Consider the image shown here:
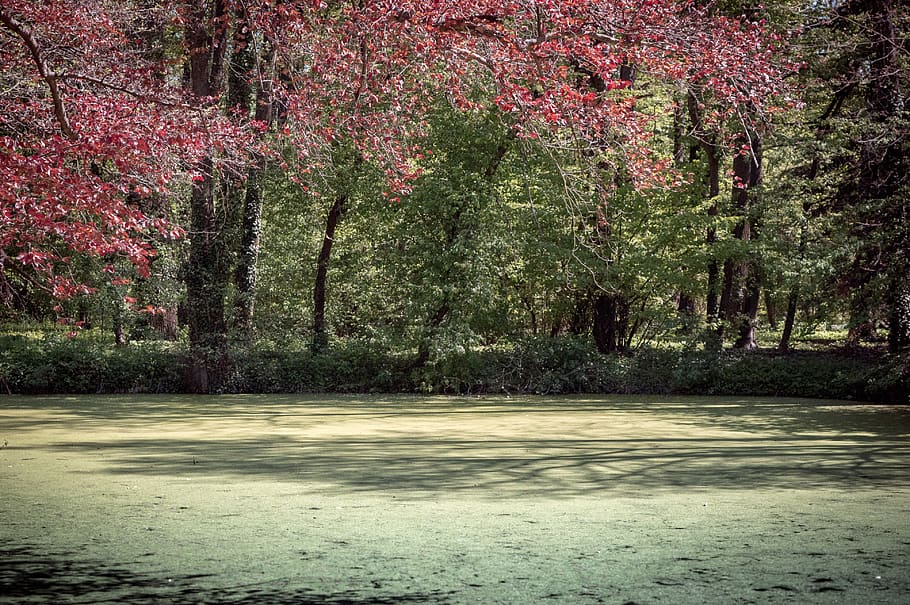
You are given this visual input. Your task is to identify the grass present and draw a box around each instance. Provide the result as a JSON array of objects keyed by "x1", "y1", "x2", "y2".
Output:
[{"x1": 2, "y1": 394, "x2": 909, "y2": 604}]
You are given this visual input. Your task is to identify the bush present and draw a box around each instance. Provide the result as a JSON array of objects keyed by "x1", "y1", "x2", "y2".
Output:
[
  {"x1": 0, "y1": 332, "x2": 901, "y2": 402},
  {"x1": 625, "y1": 348, "x2": 678, "y2": 394},
  {"x1": 224, "y1": 342, "x2": 411, "y2": 394},
  {"x1": 863, "y1": 352, "x2": 910, "y2": 404},
  {"x1": 413, "y1": 338, "x2": 629, "y2": 395},
  {"x1": 0, "y1": 336, "x2": 185, "y2": 394}
]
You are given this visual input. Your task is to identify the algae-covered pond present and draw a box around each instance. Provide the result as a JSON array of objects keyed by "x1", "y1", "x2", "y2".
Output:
[{"x1": 2, "y1": 395, "x2": 909, "y2": 603}]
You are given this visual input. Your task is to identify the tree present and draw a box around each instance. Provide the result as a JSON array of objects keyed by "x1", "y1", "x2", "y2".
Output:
[
  {"x1": 769, "y1": 0, "x2": 909, "y2": 352},
  {"x1": 839, "y1": 0, "x2": 909, "y2": 353},
  {"x1": 2, "y1": 1, "x2": 790, "y2": 388},
  {"x1": 0, "y1": 1, "x2": 191, "y2": 303}
]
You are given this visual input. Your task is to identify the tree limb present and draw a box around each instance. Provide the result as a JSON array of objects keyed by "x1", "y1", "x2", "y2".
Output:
[{"x1": 0, "y1": 7, "x2": 76, "y2": 141}]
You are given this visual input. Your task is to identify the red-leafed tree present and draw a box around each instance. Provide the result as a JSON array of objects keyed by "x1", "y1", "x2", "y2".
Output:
[
  {"x1": 1, "y1": 0, "x2": 789, "y2": 390},
  {"x1": 0, "y1": 1, "x2": 204, "y2": 302}
]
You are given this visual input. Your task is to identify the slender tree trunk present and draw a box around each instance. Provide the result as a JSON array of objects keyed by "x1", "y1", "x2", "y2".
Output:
[
  {"x1": 688, "y1": 93, "x2": 723, "y2": 350},
  {"x1": 673, "y1": 95, "x2": 697, "y2": 331},
  {"x1": 778, "y1": 287, "x2": 799, "y2": 354},
  {"x1": 734, "y1": 276, "x2": 761, "y2": 350},
  {"x1": 230, "y1": 24, "x2": 275, "y2": 338},
  {"x1": 705, "y1": 148, "x2": 722, "y2": 349},
  {"x1": 312, "y1": 194, "x2": 348, "y2": 353},
  {"x1": 233, "y1": 161, "x2": 265, "y2": 335},
  {"x1": 232, "y1": 44, "x2": 275, "y2": 335},
  {"x1": 778, "y1": 209, "x2": 811, "y2": 354},
  {"x1": 723, "y1": 131, "x2": 764, "y2": 350},
  {"x1": 764, "y1": 290, "x2": 778, "y2": 330}
]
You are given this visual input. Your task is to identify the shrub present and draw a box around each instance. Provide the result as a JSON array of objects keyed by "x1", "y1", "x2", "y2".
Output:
[
  {"x1": 223, "y1": 342, "x2": 412, "y2": 394},
  {"x1": 0, "y1": 337, "x2": 185, "y2": 394},
  {"x1": 0, "y1": 332, "x2": 901, "y2": 402},
  {"x1": 707, "y1": 351, "x2": 875, "y2": 400},
  {"x1": 413, "y1": 338, "x2": 628, "y2": 395},
  {"x1": 863, "y1": 352, "x2": 910, "y2": 404}
]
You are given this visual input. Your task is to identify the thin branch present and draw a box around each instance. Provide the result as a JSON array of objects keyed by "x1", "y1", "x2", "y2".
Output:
[
  {"x1": 55, "y1": 73, "x2": 197, "y2": 110},
  {"x1": 0, "y1": 7, "x2": 75, "y2": 140}
]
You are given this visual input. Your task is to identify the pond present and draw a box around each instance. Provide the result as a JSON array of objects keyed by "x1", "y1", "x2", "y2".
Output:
[{"x1": 2, "y1": 395, "x2": 909, "y2": 603}]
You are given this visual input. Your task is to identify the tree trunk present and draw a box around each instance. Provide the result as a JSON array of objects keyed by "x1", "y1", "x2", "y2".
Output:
[
  {"x1": 230, "y1": 27, "x2": 274, "y2": 339},
  {"x1": 593, "y1": 293, "x2": 629, "y2": 354},
  {"x1": 864, "y1": 0, "x2": 907, "y2": 353},
  {"x1": 592, "y1": 294, "x2": 617, "y2": 353},
  {"x1": 734, "y1": 277, "x2": 761, "y2": 350},
  {"x1": 764, "y1": 290, "x2": 778, "y2": 330},
  {"x1": 677, "y1": 293, "x2": 696, "y2": 315},
  {"x1": 673, "y1": 96, "x2": 697, "y2": 332},
  {"x1": 312, "y1": 194, "x2": 347, "y2": 353},
  {"x1": 233, "y1": 161, "x2": 265, "y2": 336},
  {"x1": 866, "y1": 0, "x2": 901, "y2": 118},
  {"x1": 183, "y1": 0, "x2": 231, "y2": 393},
  {"x1": 778, "y1": 287, "x2": 799, "y2": 354},
  {"x1": 228, "y1": 7, "x2": 260, "y2": 336},
  {"x1": 676, "y1": 292, "x2": 697, "y2": 335},
  {"x1": 779, "y1": 148, "x2": 818, "y2": 353},
  {"x1": 688, "y1": 93, "x2": 723, "y2": 351},
  {"x1": 414, "y1": 300, "x2": 451, "y2": 369},
  {"x1": 705, "y1": 150, "x2": 722, "y2": 350},
  {"x1": 723, "y1": 131, "x2": 764, "y2": 350},
  {"x1": 186, "y1": 157, "x2": 229, "y2": 393}
]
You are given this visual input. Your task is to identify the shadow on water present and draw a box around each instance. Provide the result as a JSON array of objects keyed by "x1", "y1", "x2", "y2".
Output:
[
  {"x1": 0, "y1": 546, "x2": 454, "y2": 604},
  {"x1": 27, "y1": 432, "x2": 910, "y2": 497},
  {"x1": 1, "y1": 394, "x2": 908, "y2": 436},
  {"x1": 3, "y1": 395, "x2": 910, "y2": 496}
]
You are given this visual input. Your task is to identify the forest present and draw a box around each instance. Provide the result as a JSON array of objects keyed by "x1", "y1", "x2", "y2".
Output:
[{"x1": 0, "y1": 0, "x2": 907, "y2": 400}]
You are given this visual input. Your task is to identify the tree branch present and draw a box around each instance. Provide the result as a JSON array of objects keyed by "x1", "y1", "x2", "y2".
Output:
[
  {"x1": 56, "y1": 73, "x2": 197, "y2": 110},
  {"x1": 0, "y1": 7, "x2": 76, "y2": 141}
]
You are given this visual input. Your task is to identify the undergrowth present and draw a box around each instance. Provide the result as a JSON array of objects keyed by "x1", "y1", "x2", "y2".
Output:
[{"x1": 1, "y1": 334, "x2": 905, "y2": 402}]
